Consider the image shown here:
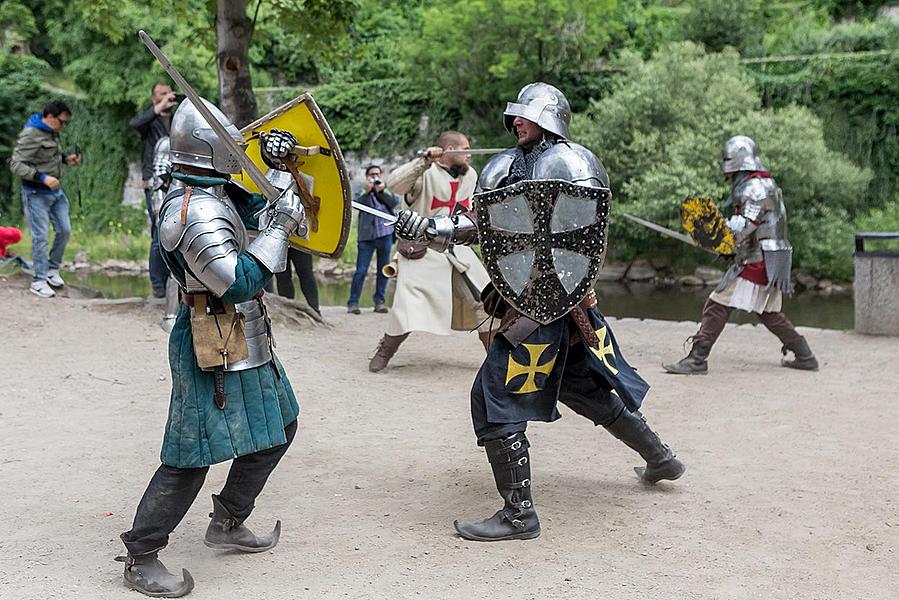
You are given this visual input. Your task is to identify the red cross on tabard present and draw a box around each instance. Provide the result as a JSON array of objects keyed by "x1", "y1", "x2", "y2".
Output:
[{"x1": 430, "y1": 179, "x2": 470, "y2": 214}]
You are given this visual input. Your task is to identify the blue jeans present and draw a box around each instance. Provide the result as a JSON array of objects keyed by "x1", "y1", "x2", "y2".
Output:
[
  {"x1": 146, "y1": 189, "x2": 169, "y2": 296},
  {"x1": 348, "y1": 235, "x2": 393, "y2": 305},
  {"x1": 22, "y1": 187, "x2": 71, "y2": 283}
]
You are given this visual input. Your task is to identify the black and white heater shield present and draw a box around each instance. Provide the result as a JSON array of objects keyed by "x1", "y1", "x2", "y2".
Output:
[{"x1": 474, "y1": 179, "x2": 611, "y2": 324}]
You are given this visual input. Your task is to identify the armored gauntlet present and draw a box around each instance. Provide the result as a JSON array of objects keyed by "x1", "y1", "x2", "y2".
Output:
[
  {"x1": 395, "y1": 210, "x2": 478, "y2": 253},
  {"x1": 260, "y1": 129, "x2": 298, "y2": 170}
]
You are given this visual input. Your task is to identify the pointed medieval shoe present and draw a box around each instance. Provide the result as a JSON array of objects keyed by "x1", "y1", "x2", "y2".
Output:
[
  {"x1": 454, "y1": 433, "x2": 541, "y2": 542},
  {"x1": 663, "y1": 340, "x2": 710, "y2": 375},
  {"x1": 122, "y1": 551, "x2": 194, "y2": 598},
  {"x1": 203, "y1": 494, "x2": 281, "y2": 553},
  {"x1": 368, "y1": 333, "x2": 409, "y2": 373},
  {"x1": 781, "y1": 336, "x2": 818, "y2": 371},
  {"x1": 605, "y1": 410, "x2": 686, "y2": 485}
]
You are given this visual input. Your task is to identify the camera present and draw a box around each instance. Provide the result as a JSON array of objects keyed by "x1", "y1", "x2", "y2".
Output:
[
  {"x1": 371, "y1": 177, "x2": 383, "y2": 187},
  {"x1": 174, "y1": 93, "x2": 186, "y2": 103}
]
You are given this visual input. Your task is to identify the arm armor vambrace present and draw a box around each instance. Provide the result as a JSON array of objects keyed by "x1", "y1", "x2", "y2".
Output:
[
  {"x1": 246, "y1": 169, "x2": 306, "y2": 273},
  {"x1": 426, "y1": 213, "x2": 479, "y2": 253},
  {"x1": 247, "y1": 226, "x2": 291, "y2": 274}
]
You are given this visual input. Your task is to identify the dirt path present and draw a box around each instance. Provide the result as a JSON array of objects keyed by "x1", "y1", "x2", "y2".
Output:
[{"x1": 1, "y1": 277, "x2": 898, "y2": 600}]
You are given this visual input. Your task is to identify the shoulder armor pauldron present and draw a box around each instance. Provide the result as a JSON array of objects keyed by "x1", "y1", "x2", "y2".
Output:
[
  {"x1": 158, "y1": 187, "x2": 247, "y2": 296},
  {"x1": 477, "y1": 149, "x2": 517, "y2": 192},
  {"x1": 532, "y1": 142, "x2": 609, "y2": 188}
]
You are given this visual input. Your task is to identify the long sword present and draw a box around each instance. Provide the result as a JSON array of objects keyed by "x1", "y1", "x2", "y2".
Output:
[
  {"x1": 415, "y1": 148, "x2": 506, "y2": 158},
  {"x1": 352, "y1": 201, "x2": 397, "y2": 223},
  {"x1": 138, "y1": 30, "x2": 279, "y2": 202},
  {"x1": 619, "y1": 211, "x2": 716, "y2": 254}
]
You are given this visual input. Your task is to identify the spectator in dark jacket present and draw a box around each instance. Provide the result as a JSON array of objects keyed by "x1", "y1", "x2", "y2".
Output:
[
  {"x1": 347, "y1": 165, "x2": 399, "y2": 314},
  {"x1": 130, "y1": 83, "x2": 177, "y2": 298}
]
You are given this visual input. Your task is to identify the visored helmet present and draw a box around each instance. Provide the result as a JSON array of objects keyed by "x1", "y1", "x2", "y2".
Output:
[
  {"x1": 721, "y1": 135, "x2": 767, "y2": 173},
  {"x1": 503, "y1": 82, "x2": 571, "y2": 140},
  {"x1": 170, "y1": 97, "x2": 245, "y2": 174}
]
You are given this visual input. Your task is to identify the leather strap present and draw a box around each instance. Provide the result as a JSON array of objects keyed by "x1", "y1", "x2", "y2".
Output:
[
  {"x1": 213, "y1": 367, "x2": 226, "y2": 409},
  {"x1": 570, "y1": 305, "x2": 599, "y2": 349},
  {"x1": 180, "y1": 186, "x2": 193, "y2": 225}
]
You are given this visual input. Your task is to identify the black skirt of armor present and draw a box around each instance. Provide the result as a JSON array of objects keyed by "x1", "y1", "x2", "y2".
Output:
[{"x1": 470, "y1": 308, "x2": 649, "y2": 443}]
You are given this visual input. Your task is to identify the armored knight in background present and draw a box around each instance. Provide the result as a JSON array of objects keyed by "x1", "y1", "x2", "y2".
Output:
[
  {"x1": 664, "y1": 136, "x2": 818, "y2": 374},
  {"x1": 395, "y1": 83, "x2": 685, "y2": 542},
  {"x1": 119, "y1": 98, "x2": 306, "y2": 598},
  {"x1": 148, "y1": 136, "x2": 181, "y2": 332}
]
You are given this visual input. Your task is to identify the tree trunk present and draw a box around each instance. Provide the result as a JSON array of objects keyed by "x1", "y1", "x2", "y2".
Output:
[{"x1": 216, "y1": 0, "x2": 257, "y2": 127}]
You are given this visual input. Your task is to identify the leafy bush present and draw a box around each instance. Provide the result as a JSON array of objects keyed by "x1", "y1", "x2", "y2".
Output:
[{"x1": 572, "y1": 42, "x2": 872, "y2": 279}]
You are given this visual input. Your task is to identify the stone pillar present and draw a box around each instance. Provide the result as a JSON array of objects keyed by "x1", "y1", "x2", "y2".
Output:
[{"x1": 854, "y1": 233, "x2": 899, "y2": 336}]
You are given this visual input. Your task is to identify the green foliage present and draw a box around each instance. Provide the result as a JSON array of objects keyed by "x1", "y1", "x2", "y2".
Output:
[
  {"x1": 751, "y1": 18, "x2": 899, "y2": 211},
  {"x1": 573, "y1": 42, "x2": 872, "y2": 279},
  {"x1": 409, "y1": 0, "x2": 620, "y2": 117},
  {"x1": 256, "y1": 78, "x2": 458, "y2": 154},
  {"x1": 62, "y1": 97, "x2": 146, "y2": 233},
  {"x1": 677, "y1": 0, "x2": 765, "y2": 54},
  {"x1": 0, "y1": 0, "x2": 38, "y2": 39},
  {"x1": 43, "y1": 0, "x2": 218, "y2": 109}
]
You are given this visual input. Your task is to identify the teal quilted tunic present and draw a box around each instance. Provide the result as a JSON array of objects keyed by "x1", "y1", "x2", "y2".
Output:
[{"x1": 158, "y1": 177, "x2": 300, "y2": 468}]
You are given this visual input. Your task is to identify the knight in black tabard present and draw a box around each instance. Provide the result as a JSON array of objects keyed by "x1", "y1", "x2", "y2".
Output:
[{"x1": 394, "y1": 82, "x2": 685, "y2": 541}]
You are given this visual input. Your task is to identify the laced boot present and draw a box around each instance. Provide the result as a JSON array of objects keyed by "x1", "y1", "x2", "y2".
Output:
[
  {"x1": 605, "y1": 410, "x2": 685, "y2": 484},
  {"x1": 203, "y1": 494, "x2": 281, "y2": 552},
  {"x1": 454, "y1": 432, "x2": 540, "y2": 542},
  {"x1": 663, "y1": 339, "x2": 711, "y2": 375},
  {"x1": 781, "y1": 336, "x2": 818, "y2": 371},
  {"x1": 368, "y1": 333, "x2": 409, "y2": 372},
  {"x1": 122, "y1": 551, "x2": 194, "y2": 598}
]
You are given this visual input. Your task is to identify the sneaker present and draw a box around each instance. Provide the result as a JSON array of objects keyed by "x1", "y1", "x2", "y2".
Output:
[
  {"x1": 30, "y1": 280, "x2": 56, "y2": 298},
  {"x1": 373, "y1": 302, "x2": 389, "y2": 314},
  {"x1": 347, "y1": 304, "x2": 361, "y2": 315},
  {"x1": 47, "y1": 270, "x2": 65, "y2": 288}
]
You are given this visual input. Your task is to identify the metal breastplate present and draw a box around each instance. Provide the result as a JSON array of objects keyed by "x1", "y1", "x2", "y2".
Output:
[
  {"x1": 732, "y1": 177, "x2": 790, "y2": 264},
  {"x1": 161, "y1": 187, "x2": 273, "y2": 372}
]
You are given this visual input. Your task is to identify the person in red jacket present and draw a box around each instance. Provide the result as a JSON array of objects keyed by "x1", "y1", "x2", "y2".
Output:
[{"x1": 0, "y1": 226, "x2": 23, "y2": 258}]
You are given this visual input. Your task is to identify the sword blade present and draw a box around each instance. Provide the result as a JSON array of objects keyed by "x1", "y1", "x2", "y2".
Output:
[
  {"x1": 619, "y1": 211, "x2": 715, "y2": 254},
  {"x1": 352, "y1": 201, "x2": 397, "y2": 224},
  {"x1": 416, "y1": 148, "x2": 506, "y2": 158},
  {"x1": 138, "y1": 31, "x2": 278, "y2": 201},
  {"x1": 442, "y1": 148, "x2": 506, "y2": 155}
]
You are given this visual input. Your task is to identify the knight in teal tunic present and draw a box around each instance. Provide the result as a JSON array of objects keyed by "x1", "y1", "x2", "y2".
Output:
[{"x1": 119, "y1": 98, "x2": 307, "y2": 598}]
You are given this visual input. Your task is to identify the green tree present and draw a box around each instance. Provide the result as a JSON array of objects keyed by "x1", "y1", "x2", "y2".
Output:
[
  {"x1": 409, "y1": 0, "x2": 620, "y2": 121},
  {"x1": 677, "y1": 0, "x2": 765, "y2": 54}
]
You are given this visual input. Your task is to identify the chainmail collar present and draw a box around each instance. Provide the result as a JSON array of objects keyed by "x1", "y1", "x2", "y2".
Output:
[{"x1": 507, "y1": 139, "x2": 553, "y2": 185}]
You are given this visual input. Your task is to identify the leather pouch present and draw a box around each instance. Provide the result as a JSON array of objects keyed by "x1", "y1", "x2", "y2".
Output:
[
  {"x1": 191, "y1": 294, "x2": 249, "y2": 369},
  {"x1": 397, "y1": 239, "x2": 428, "y2": 260}
]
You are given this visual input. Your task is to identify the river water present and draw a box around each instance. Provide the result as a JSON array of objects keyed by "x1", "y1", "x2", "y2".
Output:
[{"x1": 62, "y1": 270, "x2": 854, "y2": 331}]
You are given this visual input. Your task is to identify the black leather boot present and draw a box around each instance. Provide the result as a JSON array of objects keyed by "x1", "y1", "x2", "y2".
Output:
[
  {"x1": 122, "y1": 551, "x2": 194, "y2": 598},
  {"x1": 203, "y1": 494, "x2": 281, "y2": 552},
  {"x1": 663, "y1": 339, "x2": 711, "y2": 375},
  {"x1": 781, "y1": 336, "x2": 818, "y2": 371},
  {"x1": 605, "y1": 410, "x2": 686, "y2": 484},
  {"x1": 454, "y1": 432, "x2": 540, "y2": 542}
]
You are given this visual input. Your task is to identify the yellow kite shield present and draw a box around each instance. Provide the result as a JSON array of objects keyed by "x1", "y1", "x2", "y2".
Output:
[
  {"x1": 235, "y1": 94, "x2": 351, "y2": 258},
  {"x1": 680, "y1": 196, "x2": 735, "y2": 256}
]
